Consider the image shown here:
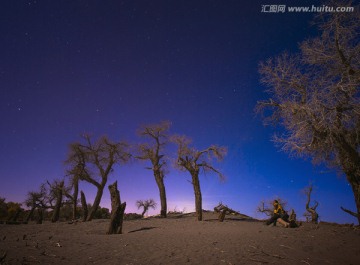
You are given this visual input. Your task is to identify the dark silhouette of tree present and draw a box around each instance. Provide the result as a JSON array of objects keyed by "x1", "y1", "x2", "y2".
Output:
[
  {"x1": 256, "y1": 2, "x2": 360, "y2": 223},
  {"x1": 303, "y1": 184, "x2": 319, "y2": 224},
  {"x1": 172, "y1": 135, "x2": 227, "y2": 221},
  {"x1": 80, "y1": 191, "x2": 88, "y2": 222},
  {"x1": 24, "y1": 180, "x2": 64, "y2": 223},
  {"x1": 0, "y1": 197, "x2": 6, "y2": 219},
  {"x1": 136, "y1": 199, "x2": 157, "y2": 217},
  {"x1": 47, "y1": 179, "x2": 65, "y2": 223},
  {"x1": 0, "y1": 199, "x2": 23, "y2": 222},
  {"x1": 66, "y1": 135, "x2": 131, "y2": 221},
  {"x1": 136, "y1": 121, "x2": 170, "y2": 218},
  {"x1": 25, "y1": 183, "x2": 48, "y2": 223},
  {"x1": 65, "y1": 144, "x2": 87, "y2": 220}
]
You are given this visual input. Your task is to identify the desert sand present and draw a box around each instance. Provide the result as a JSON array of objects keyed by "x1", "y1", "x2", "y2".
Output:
[{"x1": 1, "y1": 212, "x2": 359, "y2": 265}]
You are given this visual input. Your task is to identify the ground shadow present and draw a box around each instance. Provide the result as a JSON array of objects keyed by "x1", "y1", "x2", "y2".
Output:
[{"x1": 128, "y1": 227, "x2": 158, "y2": 233}]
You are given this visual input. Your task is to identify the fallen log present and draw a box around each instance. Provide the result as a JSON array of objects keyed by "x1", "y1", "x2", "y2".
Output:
[{"x1": 214, "y1": 202, "x2": 240, "y2": 222}]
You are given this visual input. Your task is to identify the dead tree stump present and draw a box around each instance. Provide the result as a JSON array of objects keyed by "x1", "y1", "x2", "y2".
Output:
[
  {"x1": 214, "y1": 202, "x2": 240, "y2": 222},
  {"x1": 289, "y1": 209, "x2": 296, "y2": 222},
  {"x1": 218, "y1": 211, "x2": 226, "y2": 222},
  {"x1": 107, "y1": 181, "x2": 126, "y2": 234},
  {"x1": 304, "y1": 184, "x2": 319, "y2": 224},
  {"x1": 289, "y1": 209, "x2": 299, "y2": 228},
  {"x1": 80, "y1": 191, "x2": 88, "y2": 222}
]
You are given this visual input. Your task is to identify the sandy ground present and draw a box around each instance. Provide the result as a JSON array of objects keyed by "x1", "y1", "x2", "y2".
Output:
[{"x1": 0, "y1": 212, "x2": 359, "y2": 265}]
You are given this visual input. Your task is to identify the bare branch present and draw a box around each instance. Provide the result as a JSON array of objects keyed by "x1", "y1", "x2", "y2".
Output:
[{"x1": 340, "y1": 206, "x2": 359, "y2": 218}]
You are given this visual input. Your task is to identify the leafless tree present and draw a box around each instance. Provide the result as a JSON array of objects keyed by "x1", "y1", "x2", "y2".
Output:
[
  {"x1": 25, "y1": 183, "x2": 49, "y2": 223},
  {"x1": 24, "y1": 180, "x2": 65, "y2": 223},
  {"x1": 256, "y1": 1, "x2": 360, "y2": 223},
  {"x1": 47, "y1": 179, "x2": 65, "y2": 223},
  {"x1": 136, "y1": 121, "x2": 170, "y2": 218},
  {"x1": 257, "y1": 198, "x2": 288, "y2": 217},
  {"x1": 65, "y1": 145, "x2": 87, "y2": 220},
  {"x1": 136, "y1": 199, "x2": 157, "y2": 217},
  {"x1": 257, "y1": 200, "x2": 273, "y2": 217},
  {"x1": 172, "y1": 135, "x2": 227, "y2": 221},
  {"x1": 303, "y1": 184, "x2": 319, "y2": 224},
  {"x1": 66, "y1": 135, "x2": 131, "y2": 221}
]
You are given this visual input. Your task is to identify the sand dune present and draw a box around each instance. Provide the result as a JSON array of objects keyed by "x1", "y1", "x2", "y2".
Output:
[{"x1": 1, "y1": 212, "x2": 359, "y2": 264}]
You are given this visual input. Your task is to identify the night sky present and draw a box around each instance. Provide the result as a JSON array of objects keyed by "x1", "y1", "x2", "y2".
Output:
[{"x1": 0, "y1": 0, "x2": 356, "y2": 223}]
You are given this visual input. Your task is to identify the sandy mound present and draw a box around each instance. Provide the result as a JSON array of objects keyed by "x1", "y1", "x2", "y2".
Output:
[{"x1": 1, "y1": 212, "x2": 359, "y2": 264}]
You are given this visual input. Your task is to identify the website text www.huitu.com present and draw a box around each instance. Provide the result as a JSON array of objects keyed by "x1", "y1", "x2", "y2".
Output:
[{"x1": 261, "y1": 5, "x2": 355, "y2": 13}]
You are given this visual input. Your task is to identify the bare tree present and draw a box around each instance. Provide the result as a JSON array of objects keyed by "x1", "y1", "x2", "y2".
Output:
[
  {"x1": 303, "y1": 184, "x2": 319, "y2": 224},
  {"x1": 136, "y1": 121, "x2": 170, "y2": 218},
  {"x1": 66, "y1": 135, "x2": 131, "y2": 221},
  {"x1": 173, "y1": 135, "x2": 227, "y2": 221},
  {"x1": 256, "y1": 2, "x2": 360, "y2": 223},
  {"x1": 136, "y1": 199, "x2": 157, "y2": 217},
  {"x1": 257, "y1": 198, "x2": 288, "y2": 217},
  {"x1": 64, "y1": 145, "x2": 86, "y2": 220},
  {"x1": 257, "y1": 200, "x2": 273, "y2": 217},
  {"x1": 25, "y1": 183, "x2": 49, "y2": 223},
  {"x1": 47, "y1": 179, "x2": 65, "y2": 223}
]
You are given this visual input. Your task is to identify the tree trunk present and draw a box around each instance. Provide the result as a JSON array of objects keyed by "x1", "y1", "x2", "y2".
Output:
[
  {"x1": 87, "y1": 185, "x2": 105, "y2": 221},
  {"x1": 155, "y1": 172, "x2": 167, "y2": 218},
  {"x1": 36, "y1": 208, "x2": 43, "y2": 224},
  {"x1": 141, "y1": 208, "x2": 146, "y2": 218},
  {"x1": 51, "y1": 181, "x2": 64, "y2": 223},
  {"x1": 336, "y1": 135, "x2": 360, "y2": 224},
  {"x1": 304, "y1": 184, "x2": 318, "y2": 224},
  {"x1": 107, "y1": 181, "x2": 126, "y2": 234},
  {"x1": 218, "y1": 211, "x2": 226, "y2": 222},
  {"x1": 26, "y1": 206, "x2": 35, "y2": 222},
  {"x1": 80, "y1": 191, "x2": 88, "y2": 222},
  {"x1": 72, "y1": 181, "x2": 79, "y2": 220},
  {"x1": 10, "y1": 209, "x2": 21, "y2": 222},
  {"x1": 192, "y1": 172, "x2": 202, "y2": 221},
  {"x1": 349, "y1": 181, "x2": 360, "y2": 224},
  {"x1": 306, "y1": 208, "x2": 319, "y2": 224}
]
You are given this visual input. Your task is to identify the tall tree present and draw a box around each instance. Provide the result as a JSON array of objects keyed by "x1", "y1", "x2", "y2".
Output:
[
  {"x1": 136, "y1": 121, "x2": 170, "y2": 217},
  {"x1": 65, "y1": 145, "x2": 87, "y2": 220},
  {"x1": 256, "y1": 3, "x2": 360, "y2": 223},
  {"x1": 173, "y1": 135, "x2": 227, "y2": 221},
  {"x1": 66, "y1": 135, "x2": 130, "y2": 221}
]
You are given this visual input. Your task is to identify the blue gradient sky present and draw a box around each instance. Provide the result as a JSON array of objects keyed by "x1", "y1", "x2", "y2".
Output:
[{"x1": 0, "y1": 0, "x2": 356, "y2": 223}]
